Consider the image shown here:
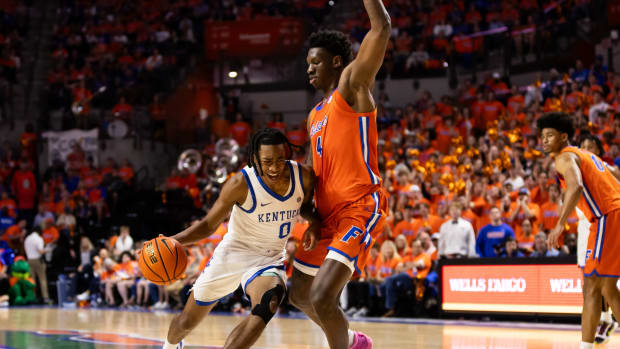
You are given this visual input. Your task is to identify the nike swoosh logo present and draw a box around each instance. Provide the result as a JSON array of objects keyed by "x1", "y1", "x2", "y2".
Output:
[{"x1": 261, "y1": 202, "x2": 272, "y2": 207}]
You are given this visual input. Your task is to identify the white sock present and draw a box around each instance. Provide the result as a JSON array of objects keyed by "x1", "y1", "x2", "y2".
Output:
[
  {"x1": 163, "y1": 340, "x2": 177, "y2": 349},
  {"x1": 348, "y1": 329, "x2": 355, "y2": 347},
  {"x1": 580, "y1": 342, "x2": 593, "y2": 349},
  {"x1": 603, "y1": 308, "x2": 614, "y2": 323}
]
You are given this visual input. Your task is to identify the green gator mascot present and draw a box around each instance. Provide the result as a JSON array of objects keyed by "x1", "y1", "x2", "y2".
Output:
[{"x1": 9, "y1": 260, "x2": 37, "y2": 306}]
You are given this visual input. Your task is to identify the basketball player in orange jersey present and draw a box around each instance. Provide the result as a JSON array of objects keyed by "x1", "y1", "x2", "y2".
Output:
[
  {"x1": 288, "y1": 1, "x2": 391, "y2": 348},
  {"x1": 539, "y1": 113, "x2": 620, "y2": 349},
  {"x1": 579, "y1": 134, "x2": 620, "y2": 344}
]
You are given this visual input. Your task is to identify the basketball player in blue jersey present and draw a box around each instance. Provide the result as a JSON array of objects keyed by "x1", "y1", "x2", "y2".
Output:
[{"x1": 161, "y1": 129, "x2": 316, "y2": 349}]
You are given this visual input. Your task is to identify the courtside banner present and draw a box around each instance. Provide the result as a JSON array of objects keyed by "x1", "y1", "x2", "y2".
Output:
[
  {"x1": 42, "y1": 129, "x2": 99, "y2": 166},
  {"x1": 441, "y1": 259, "x2": 583, "y2": 314},
  {"x1": 204, "y1": 18, "x2": 304, "y2": 59}
]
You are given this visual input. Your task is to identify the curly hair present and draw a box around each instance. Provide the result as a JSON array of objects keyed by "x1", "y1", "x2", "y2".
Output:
[
  {"x1": 308, "y1": 30, "x2": 353, "y2": 67},
  {"x1": 578, "y1": 132, "x2": 604, "y2": 156},
  {"x1": 247, "y1": 128, "x2": 302, "y2": 176},
  {"x1": 536, "y1": 112, "x2": 575, "y2": 139}
]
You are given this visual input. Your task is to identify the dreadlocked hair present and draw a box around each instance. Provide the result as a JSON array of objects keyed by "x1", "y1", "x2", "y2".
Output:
[
  {"x1": 247, "y1": 128, "x2": 303, "y2": 176},
  {"x1": 308, "y1": 30, "x2": 353, "y2": 67},
  {"x1": 536, "y1": 112, "x2": 575, "y2": 139}
]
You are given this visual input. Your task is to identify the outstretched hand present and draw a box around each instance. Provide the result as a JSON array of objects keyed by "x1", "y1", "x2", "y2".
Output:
[{"x1": 302, "y1": 224, "x2": 320, "y2": 251}]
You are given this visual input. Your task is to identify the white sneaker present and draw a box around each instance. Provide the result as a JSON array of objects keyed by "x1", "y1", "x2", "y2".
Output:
[
  {"x1": 352, "y1": 307, "x2": 368, "y2": 318},
  {"x1": 153, "y1": 301, "x2": 163, "y2": 309},
  {"x1": 160, "y1": 302, "x2": 169, "y2": 309},
  {"x1": 345, "y1": 307, "x2": 359, "y2": 316},
  {"x1": 162, "y1": 339, "x2": 184, "y2": 349},
  {"x1": 76, "y1": 291, "x2": 90, "y2": 301}
]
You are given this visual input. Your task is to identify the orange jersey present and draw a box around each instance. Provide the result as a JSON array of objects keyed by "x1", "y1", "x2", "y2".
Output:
[
  {"x1": 400, "y1": 252, "x2": 432, "y2": 279},
  {"x1": 42, "y1": 226, "x2": 59, "y2": 245},
  {"x1": 308, "y1": 90, "x2": 382, "y2": 221},
  {"x1": 378, "y1": 255, "x2": 401, "y2": 278},
  {"x1": 540, "y1": 201, "x2": 559, "y2": 231},
  {"x1": 559, "y1": 147, "x2": 620, "y2": 221},
  {"x1": 365, "y1": 253, "x2": 380, "y2": 278}
]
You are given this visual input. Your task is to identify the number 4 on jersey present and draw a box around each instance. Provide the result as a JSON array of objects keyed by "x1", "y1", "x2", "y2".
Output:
[{"x1": 316, "y1": 136, "x2": 323, "y2": 157}]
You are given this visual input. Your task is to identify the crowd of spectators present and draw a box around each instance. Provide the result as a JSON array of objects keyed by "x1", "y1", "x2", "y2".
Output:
[
  {"x1": 341, "y1": 57, "x2": 619, "y2": 317},
  {"x1": 42, "y1": 0, "x2": 334, "y2": 139},
  {"x1": 341, "y1": 0, "x2": 602, "y2": 77},
  {"x1": 0, "y1": 0, "x2": 28, "y2": 126},
  {"x1": 2, "y1": 56, "x2": 618, "y2": 316},
  {"x1": 44, "y1": 0, "x2": 203, "y2": 134},
  {"x1": 2, "y1": 0, "x2": 619, "y2": 318}
]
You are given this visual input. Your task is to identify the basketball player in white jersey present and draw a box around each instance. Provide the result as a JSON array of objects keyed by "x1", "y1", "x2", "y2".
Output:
[
  {"x1": 579, "y1": 134, "x2": 620, "y2": 344},
  {"x1": 162, "y1": 129, "x2": 316, "y2": 349}
]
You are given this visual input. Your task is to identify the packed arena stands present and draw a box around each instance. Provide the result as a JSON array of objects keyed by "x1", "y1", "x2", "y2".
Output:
[
  {"x1": 0, "y1": 0, "x2": 619, "y2": 320},
  {"x1": 0, "y1": 0, "x2": 29, "y2": 126},
  {"x1": 351, "y1": 0, "x2": 604, "y2": 77}
]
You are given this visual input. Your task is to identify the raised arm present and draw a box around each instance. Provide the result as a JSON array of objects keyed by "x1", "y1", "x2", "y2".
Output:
[
  {"x1": 339, "y1": 0, "x2": 391, "y2": 110},
  {"x1": 171, "y1": 172, "x2": 248, "y2": 245}
]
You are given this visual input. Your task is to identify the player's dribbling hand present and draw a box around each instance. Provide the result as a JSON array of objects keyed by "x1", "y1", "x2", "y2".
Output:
[
  {"x1": 302, "y1": 224, "x2": 319, "y2": 251},
  {"x1": 547, "y1": 225, "x2": 563, "y2": 250}
]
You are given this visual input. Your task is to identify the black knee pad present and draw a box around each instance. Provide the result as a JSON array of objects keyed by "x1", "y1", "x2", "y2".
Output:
[{"x1": 251, "y1": 284, "x2": 285, "y2": 324}]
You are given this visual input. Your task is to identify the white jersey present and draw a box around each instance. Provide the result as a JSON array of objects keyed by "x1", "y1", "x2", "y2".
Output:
[
  {"x1": 191, "y1": 160, "x2": 306, "y2": 304},
  {"x1": 224, "y1": 160, "x2": 305, "y2": 255}
]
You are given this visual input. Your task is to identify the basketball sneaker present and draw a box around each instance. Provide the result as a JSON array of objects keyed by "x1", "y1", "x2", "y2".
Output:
[
  {"x1": 345, "y1": 307, "x2": 359, "y2": 316},
  {"x1": 162, "y1": 339, "x2": 183, "y2": 349},
  {"x1": 595, "y1": 321, "x2": 619, "y2": 344},
  {"x1": 350, "y1": 331, "x2": 373, "y2": 349}
]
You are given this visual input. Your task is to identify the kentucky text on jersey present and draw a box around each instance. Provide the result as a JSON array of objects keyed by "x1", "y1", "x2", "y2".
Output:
[{"x1": 257, "y1": 209, "x2": 300, "y2": 223}]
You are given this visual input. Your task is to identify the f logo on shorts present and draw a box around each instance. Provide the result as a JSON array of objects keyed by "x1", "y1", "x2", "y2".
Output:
[
  {"x1": 585, "y1": 249, "x2": 593, "y2": 261},
  {"x1": 341, "y1": 226, "x2": 363, "y2": 243}
]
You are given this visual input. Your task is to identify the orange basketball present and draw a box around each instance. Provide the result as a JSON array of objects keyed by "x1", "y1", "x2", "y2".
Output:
[{"x1": 138, "y1": 236, "x2": 187, "y2": 285}]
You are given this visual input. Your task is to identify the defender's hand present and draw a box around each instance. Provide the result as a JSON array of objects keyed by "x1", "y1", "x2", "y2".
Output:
[{"x1": 302, "y1": 224, "x2": 320, "y2": 251}]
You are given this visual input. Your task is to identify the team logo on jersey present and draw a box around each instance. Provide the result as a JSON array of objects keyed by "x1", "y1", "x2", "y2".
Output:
[
  {"x1": 310, "y1": 115, "x2": 328, "y2": 137},
  {"x1": 341, "y1": 226, "x2": 363, "y2": 243}
]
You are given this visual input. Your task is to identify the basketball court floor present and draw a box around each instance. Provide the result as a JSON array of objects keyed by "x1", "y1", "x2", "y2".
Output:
[{"x1": 0, "y1": 307, "x2": 618, "y2": 348}]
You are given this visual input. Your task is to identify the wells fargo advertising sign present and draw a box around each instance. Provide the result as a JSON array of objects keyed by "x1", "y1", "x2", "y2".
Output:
[{"x1": 441, "y1": 264, "x2": 584, "y2": 314}]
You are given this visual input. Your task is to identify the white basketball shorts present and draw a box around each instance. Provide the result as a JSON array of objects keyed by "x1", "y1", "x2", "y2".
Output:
[{"x1": 191, "y1": 240, "x2": 286, "y2": 306}]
